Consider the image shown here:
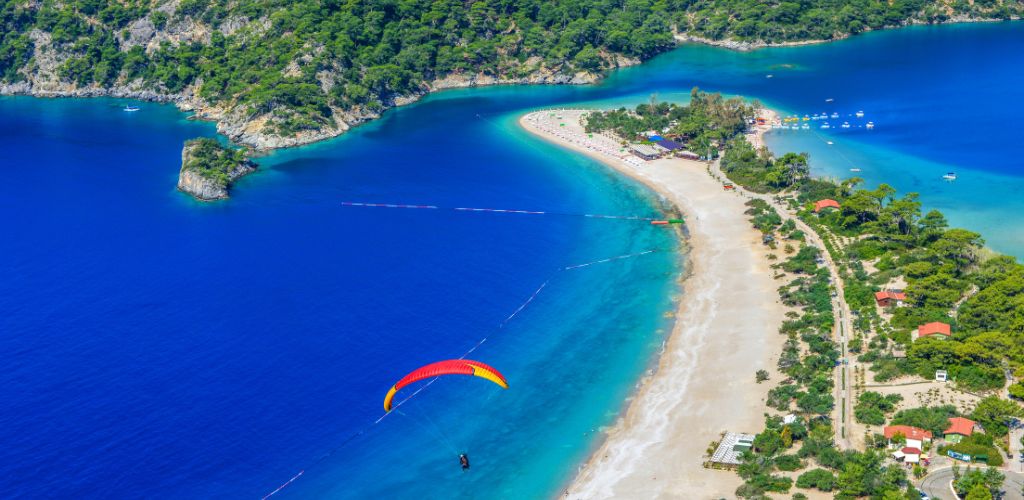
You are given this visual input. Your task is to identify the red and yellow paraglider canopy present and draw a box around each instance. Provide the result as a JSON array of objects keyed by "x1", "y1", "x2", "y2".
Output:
[{"x1": 383, "y1": 359, "x2": 508, "y2": 412}]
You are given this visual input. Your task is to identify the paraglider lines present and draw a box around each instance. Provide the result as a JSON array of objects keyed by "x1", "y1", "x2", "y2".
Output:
[{"x1": 260, "y1": 248, "x2": 661, "y2": 499}]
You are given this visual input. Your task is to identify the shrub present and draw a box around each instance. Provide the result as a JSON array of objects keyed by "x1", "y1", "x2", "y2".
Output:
[
  {"x1": 795, "y1": 468, "x2": 835, "y2": 491},
  {"x1": 775, "y1": 454, "x2": 803, "y2": 471}
]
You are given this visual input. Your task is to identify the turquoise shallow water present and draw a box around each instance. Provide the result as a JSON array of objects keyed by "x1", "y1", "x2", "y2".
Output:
[{"x1": 1, "y1": 21, "x2": 1023, "y2": 499}]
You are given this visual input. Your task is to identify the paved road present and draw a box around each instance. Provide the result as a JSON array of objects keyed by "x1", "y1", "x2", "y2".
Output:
[
  {"x1": 919, "y1": 467, "x2": 1024, "y2": 500},
  {"x1": 1011, "y1": 424, "x2": 1023, "y2": 475},
  {"x1": 709, "y1": 159, "x2": 855, "y2": 450}
]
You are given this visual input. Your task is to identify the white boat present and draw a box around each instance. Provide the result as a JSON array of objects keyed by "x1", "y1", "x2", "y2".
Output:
[
  {"x1": 841, "y1": 122, "x2": 851, "y2": 129},
  {"x1": 830, "y1": 112, "x2": 840, "y2": 119},
  {"x1": 826, "y1": 98, "x2": 835, "y2": 102},
  {"x1": 123, "y1": 106, "x2": 140, "y2": 112},
  {"x1": 866, "y1": 122, "x2": 875, "y2": 129},
  {"x1": 943, "y1": 172, "x2": 957, "y2": 181},
  {"x1": 801, "y1": 123, "x2": 810, "y2": 130},
  {"x1": 850, "y1": 168, "x2": 862, "y2": 172},
  {"x1": 827, "y1": 141, "x2": 834, "y2": 145},
  {"x1": 855, "y1": 110, "x2": 865, "y2": 118},
  {"x1": 766, "y1": 74, "x2": 774, "y2": 78},
  {"x1": 820, "y1": 123, "x2": 830, "y2": 129}
]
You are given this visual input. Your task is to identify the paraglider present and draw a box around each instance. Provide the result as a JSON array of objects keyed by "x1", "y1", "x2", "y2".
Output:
[{"x1": 383, "y1": 359, "x2": 508, "y2": 412}]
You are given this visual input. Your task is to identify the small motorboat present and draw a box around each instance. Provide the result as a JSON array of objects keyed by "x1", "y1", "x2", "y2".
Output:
[
  {"x1": 850, "y1": 168, "x2": 862, "y2": 172},
  {"x1": 866, "y1": 122, "x2": 875, "y2": 130},
  {"x1": 841, "y1": 122, "x2": 851, "y2": 129},
  {"x1": 820, "y1": 123, "x2": 830, "y2": 129},
  {"x1": 801, "y1": 123, "x2": 810, "y2": 130},
  {"x1": 943, "y1": 172, "x2": 957, "y2": 181},
  {"x1": 766, "y1": 74, "x2": 774, "y2": 78},
  {"x1": 827, "y1": 141, "x2": 834, "y2": 145},
  {"x1": 830, "y1": 112, "x2": 840, "y2": 119},
  {"x1": 123, "y1": 106, "x2": 140, "y2": 112},
  {"x1": 855, "y1": 110, "x2": 865, "y2": 118},
  {"x1": 825, "y1": 98, "x2": 835, "y2": 102}
]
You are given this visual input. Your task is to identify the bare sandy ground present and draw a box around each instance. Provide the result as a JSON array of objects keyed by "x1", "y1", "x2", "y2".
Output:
[{"x1": 520, "y1": 110, "x2": 787, "y2": 499}]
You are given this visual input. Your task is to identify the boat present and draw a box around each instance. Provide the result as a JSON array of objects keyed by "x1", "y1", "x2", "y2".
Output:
[
  {"x1": 943, "y1": 172, "x2": 957, "y2": 181},
  {"x1": 866, "y1": 122, "x2": 875, "y2": 130},
  {"x1": 801, "y1": 123, "x2": 810, "y2": 130},
  {"x1": 766, "y1": 74, "x2": 774, "y2": 78},
  {"x1": 841, "y1": 122, "x2": 851, "y2": 129},
  {"x1": 827, "y1": 141, "x2": 834, "y2": 145},
  {"x1": 830, "y1": 112, "x2": 840, "y2": 119},
  {"x1": 123, "y1": 106, "x2": 140, "y2": 112},
  {"x1": 850, "y1": 168, "x2": 862, "y2": 172},
  {"x1": 802, "y1": 115, "x2": 810, "y2": 121},
  {"x1": 826, "y1": 98, "x2": 835, "y2": 102},
  {"x1": 855, "y1": 110, "x2": 864, "y2": 118},
  {"x1": 820, "y1": 123, "x2": 830, "y2": 129}
]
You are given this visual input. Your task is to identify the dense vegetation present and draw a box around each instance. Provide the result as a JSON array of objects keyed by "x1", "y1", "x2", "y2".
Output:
[
  {"x1": 584, "y1": 89, "x2": 757, "y2": 155},
  {"x1": 682, "y1": 0, "x2": 1023, "y2": 43},
  {"x1": 181, "y1": 137, "x2": 250, "y2": 186},
  {"x1": 3, "y1": 1, "x2": 1021, "y2": 139}
]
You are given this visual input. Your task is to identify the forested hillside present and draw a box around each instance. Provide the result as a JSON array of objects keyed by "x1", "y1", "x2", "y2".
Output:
[{"x1": 1, "y1": 0, "x2": 1020, "y2": 147}]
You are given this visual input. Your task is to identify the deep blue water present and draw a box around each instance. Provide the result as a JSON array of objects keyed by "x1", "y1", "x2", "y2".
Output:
[{"x1": 2, "y1": 21, "x2": 1023, "y2": 499}]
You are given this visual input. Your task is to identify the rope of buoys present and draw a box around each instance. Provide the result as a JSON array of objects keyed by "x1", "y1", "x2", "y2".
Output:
[{"x1": 341, "y1": 201, "x2": 683, "y2": 225}]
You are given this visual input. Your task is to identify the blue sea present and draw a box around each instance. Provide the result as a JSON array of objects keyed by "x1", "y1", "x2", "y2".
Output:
[{"x1": 2, "y1": 21, "x2": 1023, "y2": 498}]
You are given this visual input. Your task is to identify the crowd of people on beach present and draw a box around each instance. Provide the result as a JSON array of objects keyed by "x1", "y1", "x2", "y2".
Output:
[{"x1": 524, "y1": 110, "x2": 648, "y2": 169}]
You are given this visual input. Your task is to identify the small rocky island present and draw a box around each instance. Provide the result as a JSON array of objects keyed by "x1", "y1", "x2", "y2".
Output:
[{"x1": 177, "y1": 138, "x2": 256, "y2": 201}]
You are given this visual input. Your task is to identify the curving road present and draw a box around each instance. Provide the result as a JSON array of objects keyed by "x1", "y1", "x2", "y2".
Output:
[{"x1": 919, "y1": 467, "x2": 1024, "y2": 500}]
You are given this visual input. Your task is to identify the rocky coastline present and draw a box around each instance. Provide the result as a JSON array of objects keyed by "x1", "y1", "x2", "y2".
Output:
[{"x1": 0, "y1": 65, "x2": 609, "y2": 152}]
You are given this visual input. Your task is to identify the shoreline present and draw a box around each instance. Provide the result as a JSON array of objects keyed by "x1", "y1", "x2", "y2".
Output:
[
  {"x1": 3, "y1": 19, "x2": 1014, "y2": 154},
  {"x1": 675, "y1": 17, "x2": 1016, "y2": 51},
  {"x1": 520, "y1": 110, "x2": 787, "y2": 498}
]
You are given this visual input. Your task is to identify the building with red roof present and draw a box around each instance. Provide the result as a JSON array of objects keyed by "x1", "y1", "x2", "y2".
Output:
[
  {"x1": 813, "y1": 199, "x2": 841, "y2": 213},
  {"x1": 874, "y1": 290, "x2": 907, "y2": 308},
  {"x1": 914, "y1": 322, "x2": 952, "y2": 341},
  {"x1": 893, "y1": 446, "x2": 925, "y2": 464},
  {"x1": 884, "y1": 425, "x2": 933, "y2": 450},
  {"x1": 944, "y1": 417, "x2": 977, "y2": 443}
]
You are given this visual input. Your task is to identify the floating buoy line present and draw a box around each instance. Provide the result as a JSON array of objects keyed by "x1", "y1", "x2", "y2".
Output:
[{"x1": 341, "y1": 201, "x2": 685, "y2": 225}]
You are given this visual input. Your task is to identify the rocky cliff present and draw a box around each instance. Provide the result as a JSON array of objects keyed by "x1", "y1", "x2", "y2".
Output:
[{"x1": 176, "y1": 139, "x2": 256, "y2": 201}]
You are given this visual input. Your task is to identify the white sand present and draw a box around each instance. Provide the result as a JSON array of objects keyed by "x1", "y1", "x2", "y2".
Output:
[{"x1": 520, "y1": 110, "x2": 788, "y2": 498}]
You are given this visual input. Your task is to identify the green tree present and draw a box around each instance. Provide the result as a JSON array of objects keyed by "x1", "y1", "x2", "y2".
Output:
[{"x1": 972, "y1": 396, "x2": 1023, "y2": 437}]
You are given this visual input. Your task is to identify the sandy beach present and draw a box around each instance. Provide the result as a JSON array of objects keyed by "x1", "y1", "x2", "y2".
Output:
[{"x1": 520, "y1": 110, "x2": 788, "y2": 498}]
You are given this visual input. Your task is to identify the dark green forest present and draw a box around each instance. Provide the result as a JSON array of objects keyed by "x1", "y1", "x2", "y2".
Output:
[{"x1": 2, "y1": 0, "x2": 1021, "y2": 137}]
